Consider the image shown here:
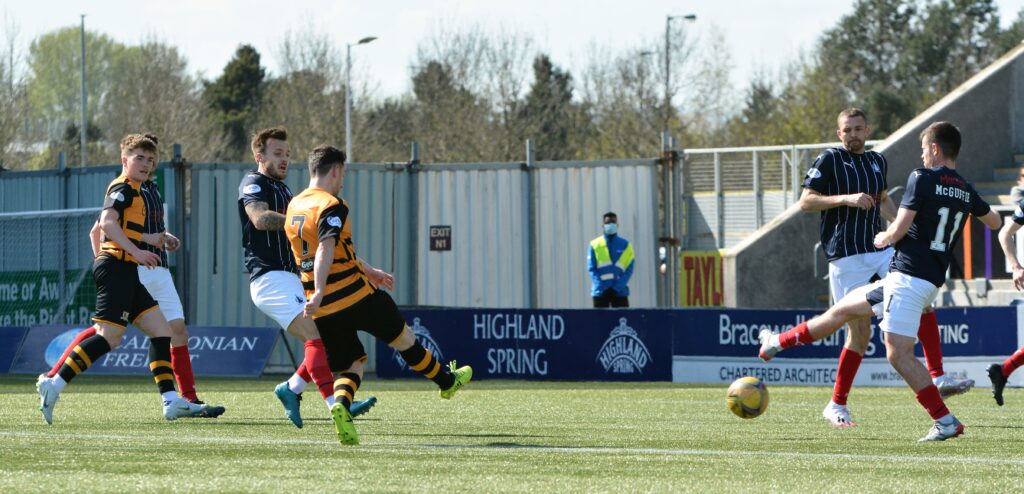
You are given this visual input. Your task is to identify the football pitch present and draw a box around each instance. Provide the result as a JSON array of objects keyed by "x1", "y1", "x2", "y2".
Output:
[{"x1": 1, "y1": 375, "x2": 1022, "y2": 492}]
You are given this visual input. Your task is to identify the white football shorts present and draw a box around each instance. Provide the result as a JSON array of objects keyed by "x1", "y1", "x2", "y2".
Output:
[
  {"x1": 880, "y1": 271, "x2": 938, "y2": 339},
  {"x1": 249, "y1": 270, "x2": 306, "y2": 330},
  {"x1": 137, "y1": 265, "x2": 184, "y2": 322},
  {"x1": 828, "y1": 248, "x2": 894, "y2": 301}
]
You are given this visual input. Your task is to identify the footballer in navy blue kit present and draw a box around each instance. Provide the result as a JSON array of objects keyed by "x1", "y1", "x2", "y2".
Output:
[
  {"x1": 989, "y1": 199, "x2": 1024, "y2": 406},
  {"x1": 761, "y1": 122, "x2": 1001, "y2": 441},
  {"x1": 239, "y1": 127, "x2": 376, "y2": 429}
]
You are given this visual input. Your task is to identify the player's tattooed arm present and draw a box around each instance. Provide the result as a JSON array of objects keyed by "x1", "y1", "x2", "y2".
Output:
[{"x1": 245, "y1": 201, "x2": 286, "y2": 231}]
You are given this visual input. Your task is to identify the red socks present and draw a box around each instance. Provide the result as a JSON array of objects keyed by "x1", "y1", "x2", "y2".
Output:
[
  {"x1": 779, "y1": 322, "x2": 814, "y2": 349},
  {"x1": 47, "y1": 326, "x2": 97, "y2": 378},
  {"x1": 303, "y1": 339, "x2": 334, "y2": 401},
  {"x1": 170, "y1": 345, "x2": 198, "y2": 402},
  {"x1": 915, "y1": 384, "x2": 950, "y2": 420},
  {"x1": 831, "y1": 348, "x2": 862, "y2": 406},
  {"x1": 1002, "y1": 346, "x2": 1024, "y2": 379},
  {"x1": 296, "y1": 361, "x2": 312, "y2": 382},
  {"x1": 917, "y1": 312, "x2": 944, "y2": 379}
]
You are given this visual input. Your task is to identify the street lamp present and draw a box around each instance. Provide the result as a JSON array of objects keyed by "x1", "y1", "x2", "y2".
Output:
[
  {"x1": 664, "y1": 14, "x2": 696, "y2": 135},
  {"x1": 345, "y1": 36, "x2": 377, "y2": 163}
]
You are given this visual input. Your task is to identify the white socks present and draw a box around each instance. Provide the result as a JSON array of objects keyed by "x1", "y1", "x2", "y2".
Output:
[{"x1": 287, "y1": 373, "x2": 307, "y2": 394}]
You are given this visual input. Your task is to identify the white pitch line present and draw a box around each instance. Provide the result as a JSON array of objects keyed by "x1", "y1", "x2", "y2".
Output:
[{"x1": 3, "y1": 431, "x2": 1024, "y2": 466}]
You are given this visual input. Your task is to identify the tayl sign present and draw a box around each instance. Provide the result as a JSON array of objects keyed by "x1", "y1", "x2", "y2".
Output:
[
  {"x1": 679, "y1": 250, "x2": 724, "y2": 307},
  {"x1": 10, "y1": 325, "x2": 279, "y2": 377},
  {"x1": 376, "y1": 309, "x2": 672, "y2": 381},
  {"x1": 429, "y1": 225, "x2": 451, "y2": 251}
]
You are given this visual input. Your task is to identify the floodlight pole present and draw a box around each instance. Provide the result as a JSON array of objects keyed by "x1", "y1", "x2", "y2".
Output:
[
  {"x1": 345, "y1": 36, "x2": 377, "y2": 163},
  {"x1": 80, "y1": 14, "x2": 87, "y2": 167},
  {"x1": 664, "y1": 14, "x2": 696, "y2": 135}
]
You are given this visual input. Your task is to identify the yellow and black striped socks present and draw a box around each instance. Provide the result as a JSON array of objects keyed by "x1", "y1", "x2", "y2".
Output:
[
  {"x1": 56, "y1": 334, "x2": 112, "y2": 383},
  {"x1": 400, "y1": 342, "x2": 455, "y2": 390},
  {"x1": 148, "y1": 337, "x2": 176, "y2": 394},
  {"x1": 333, "y1": 372, "x2": 361, "y2": 410}
]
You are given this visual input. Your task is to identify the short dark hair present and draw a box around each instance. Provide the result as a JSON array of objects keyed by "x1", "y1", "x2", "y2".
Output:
[
  {"x1": 837, "y1": 107, "x2": 867, "y2": 127},
  {"x1": 120, "y1": 133, "x2": 157, "y2": 156},
  {"x1": 920, "y1": 121, "x2": 961, "y2": 161},
  {"x1": 308, "y1": 145, "x2": 346, "y2": 176},
  {"x1": 603, "y1": 211, "x2": 617, "y2": 221},
  {"x1": 250, "y1": 127, "x2": 287, "y2": 157}
]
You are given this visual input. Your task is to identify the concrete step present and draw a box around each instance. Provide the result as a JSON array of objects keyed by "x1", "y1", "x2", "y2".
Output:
[
  {"x1": 936, "y1": 278, "x2": 1022, "y2": 307},
  {"x1": 993, "y1": 167, "x2": 1022, "y2": 181}
]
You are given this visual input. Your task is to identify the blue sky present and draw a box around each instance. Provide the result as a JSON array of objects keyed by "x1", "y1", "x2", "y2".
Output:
[{"x1": 3, "y1": 0, "x2": 1023, "y2": 98}]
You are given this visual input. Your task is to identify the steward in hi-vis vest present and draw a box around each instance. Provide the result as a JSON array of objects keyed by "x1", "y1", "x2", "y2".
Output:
[{"x1": 587, "y1": 211, "x2": 634, "y2": 308}]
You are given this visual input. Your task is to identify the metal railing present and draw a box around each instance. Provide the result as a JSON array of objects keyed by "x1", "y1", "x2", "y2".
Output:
[{"x1": 683, "y1": 141, "x2": 882, "y2": 250}]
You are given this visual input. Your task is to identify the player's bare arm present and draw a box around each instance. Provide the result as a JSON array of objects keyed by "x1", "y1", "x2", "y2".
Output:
[
  {"x1": 89, "y1": 220, "x2": 102, "y2": 257},
  {"x1": 799, "y1": 188, "x2": 875, "y2": 212},
  {"x1": 879, "y1": 191, "x2": 897, "y2": 222},
  {"x1": 998, "y1": 220, "x2": 1024, "y2": 290},
  {"x1": 978, "y1": 210, "x2": 1002, "y2": 230},
  {"x1": 305, "y1": 236, "x2": 336, "y2": 317},
  {"x1": 873, "y1": 207, "x2": 916, "y2": 248},
  {"x1": 245, "y1": 201, "x2": 286, "y2": 231},
  {"x1": 99, "y1": 208, "x2": 160, "y2": 268},
  {"x1": 358, "y1": 256, "x2": 394, "y2": 291}
]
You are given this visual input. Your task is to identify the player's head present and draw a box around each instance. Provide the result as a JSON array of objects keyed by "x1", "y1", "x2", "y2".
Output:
[
  {"x1": 119, "y1": 133, "x2": 158, "y2": 183},
  {"x1": 308, "y1": 145, "x2": 347, "y2": 195},
  {"x1": 1017, "y1": 165, "x2": 1024, "y2": 186},
  {"x1": 251, "y1": 127, "x2": 290, "y2": 180},
  {"x1": 836, "y1": 108, "x2": 869, "y2": 154},
  {"x1": 603, "y1": 211, "x2": 618, "y2": 236},
  {"x1": 919, "y1": 121, "x2": 961, "y2": 167}
]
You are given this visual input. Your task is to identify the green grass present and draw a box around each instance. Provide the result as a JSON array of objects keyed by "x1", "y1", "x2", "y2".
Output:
[{"x1": 1, "y1": 375, "x2": 1023, "y2": 492}]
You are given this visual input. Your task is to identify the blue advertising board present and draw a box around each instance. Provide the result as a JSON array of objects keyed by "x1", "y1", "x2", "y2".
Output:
[
  {"x1": 672, "y1": 306, "x2": 1021, "y2": 386},
  {"x1": 10, "y1": 325, "x2": 279, "y2": 377},
  {"x1": 0, "y1": 327, "x2": 28, "y2": 373},
  {"x1": 377, "y1": 309, "x2": 673, "y2": 381}
]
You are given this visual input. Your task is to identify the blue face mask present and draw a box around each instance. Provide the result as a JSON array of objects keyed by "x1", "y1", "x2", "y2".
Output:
[{"x1": 604, "y1": 223, "x2": 618, "y2": 236}]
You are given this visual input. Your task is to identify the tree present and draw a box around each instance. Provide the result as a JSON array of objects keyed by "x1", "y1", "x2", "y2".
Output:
[
  {"x1": 0, "y1": 15, "x2": 29, "y2": 170},
  {"x1": 101, "y1": 38, "x2": 227, "y2": 163},
  {"x1": 518, "y1": 55, "x2": 575, "y2": 160},
  {"x1": 409, "y1": 60, "x2": 491, "y2": 162},
  {"x1": 26, "y1": 27, "x2": 123, "y2": 164},
  {"x1": 203, "y1": 45, "x2": 265, "y2": 160},
  {"x1": 259, "y1": 31, "x2": 344, "y2": 161}
]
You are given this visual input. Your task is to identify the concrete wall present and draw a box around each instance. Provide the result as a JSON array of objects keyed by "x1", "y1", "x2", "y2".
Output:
[{"x1": 725, "y1": 44, "x2": 1024, "y2": 308}]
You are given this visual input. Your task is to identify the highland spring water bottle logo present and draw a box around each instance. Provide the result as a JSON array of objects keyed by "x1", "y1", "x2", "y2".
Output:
[
  {"x1": 392, "y1": 318, "x2": 445, "y2": 369},
  {"x1": 596, "y1": 318, "x2": 651, "y2": 374}
]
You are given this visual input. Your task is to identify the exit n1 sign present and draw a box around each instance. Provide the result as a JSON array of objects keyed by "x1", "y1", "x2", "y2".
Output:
[{"x1": 430, "y1": 225, "x2": 451, "y2": 251}]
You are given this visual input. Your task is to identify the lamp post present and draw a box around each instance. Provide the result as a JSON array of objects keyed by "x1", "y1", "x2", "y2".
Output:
[
  {"x1": 345, "y1": 36, "x2": 377, "y2": 162},
  {"x1": 663, "y1": 14, "x2": 696, "y2": 135}
]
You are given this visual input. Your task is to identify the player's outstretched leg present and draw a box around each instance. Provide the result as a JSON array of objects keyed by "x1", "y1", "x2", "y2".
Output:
[
  {"x1": 36, "y1": 330, "x2": 112, "y2": 424},
  {"x1": 989, "y1": 346, "x2": 1024, "y2": 406},
  {"x1": 274, "y1": 381, "x2": 304, "y2": 428},
  {"x1": 150, "y1": 336, "x2": 207, "y2": 420},
  {"x1": 440, "y1": 361, "x2": 473, "y2": 400},
  {"x1": 917, "y1": 311, "x2": 974, "y2": 398},
  {"x1": 394, "y1": 334, "x2": 472, "y2": 399},
  {"x1": 988, "y1": 363, "x2": 1007, "y2": 406},
  {"x1": 350, "y1": 396, "x2": 377, "y2": 417},
  {"x1": 331, "y1": 403, "x2": 359, "y2": 445}
]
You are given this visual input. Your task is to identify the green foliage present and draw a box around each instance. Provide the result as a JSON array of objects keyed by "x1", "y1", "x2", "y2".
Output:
[
  {"x1": 203, "y1": 45, "x2": 266, "y2": 160},
  {"x1": 27, "y1": 27, "x2": 122, "y2": 124},
  {"x1": 519, "y1": 55, "x2": 576, "y2": 160},
  {"x1": 2, "y1": 376, "x2": 1023, "y2": 491}
]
